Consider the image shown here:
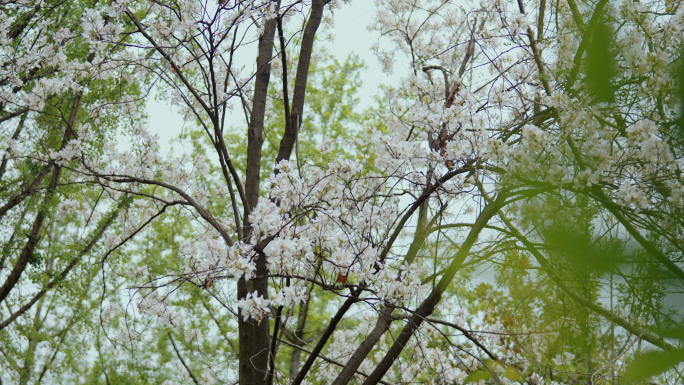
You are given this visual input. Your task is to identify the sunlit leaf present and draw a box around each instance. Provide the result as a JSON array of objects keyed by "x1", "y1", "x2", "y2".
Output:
[
  {"x1": 503, "y1": 365, "x2": 525, "y2": 382},
  {"x1": 464, "y1": 369, "x2": 491, "y2": 383}
]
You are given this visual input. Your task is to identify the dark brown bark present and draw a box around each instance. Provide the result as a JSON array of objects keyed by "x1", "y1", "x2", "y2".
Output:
[
  {"x1": 331, "y1": 306, "x2": 394, "y2": 385},
  {"x1": 362, "y1": 198, "x2": 503, "y2": 385},
  {"x1": 279, "y1": 338, "x2": 395, "y2": 385},
  {"x1": 238, "y1": 4, "x2": 280, "y2": 384},
  {"x1": 291, "y1": 292, "x2": 361, "y2": 385},
  {"x1": 275, "y1": 14, "x2": 292, "y2": 161},
  {"x1": 8, "y1": 4, "x2": 41, "y2": 40},
  {"x1": 0, "y1": 108, "x2": 28, "y2": 124},
  {"x1": 422, "y1": 65, "x2": 450, "y2": 101},
  {"x1": 214, "y1": 137, "x2": 246, "y2": 240},
  {"x1": 266, "y1": 286, "x2": 286, "y2": 385},
  {"x1": 275, "y1": 0, "x2": 329, "y2": 164}
]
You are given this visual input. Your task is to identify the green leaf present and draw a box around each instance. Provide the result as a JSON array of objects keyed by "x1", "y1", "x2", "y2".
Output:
[
  {"x1": 658, "y1": 326, "x2": 684, "y2": 340},
  {"x1": 503, "y1": 365, "x2": 525, "y2": 382},
  {"x1": 28, "y1": 251, "x2": 44, "y2": 267},
  {"x1": 120, "y1": 194, "x2": 135, "y2": 208},
  {"x1": 623, "y1": 348, "x2": 684, "y2": 382},
  {"x1": 464, "y1": 369, "x2": 491, "y2": 383},
  {"x1": 584, "y1": 18, "x2": 617, "y2": 103}
]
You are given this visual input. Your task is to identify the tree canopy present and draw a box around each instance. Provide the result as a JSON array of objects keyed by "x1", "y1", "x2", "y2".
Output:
[{"x1": 1, "y1": 0, "x2": 684, "y2": 384}]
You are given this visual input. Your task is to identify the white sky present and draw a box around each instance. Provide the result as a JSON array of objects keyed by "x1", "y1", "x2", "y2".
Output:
[{"x1": 147, "y1": 1, "x2": 399, "y2": 155}]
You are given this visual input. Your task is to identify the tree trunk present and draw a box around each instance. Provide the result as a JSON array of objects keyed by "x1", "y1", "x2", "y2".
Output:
[{"x1": 238, "y1": 3, "x2": 280, "y2": 384}]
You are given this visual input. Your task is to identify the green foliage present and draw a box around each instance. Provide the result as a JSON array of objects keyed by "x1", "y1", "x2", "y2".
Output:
[
  {"x1": 624, "y1": 328, "x2": 684, "y2": 383},
  {"x1": 464, "y1": 361, "x2": 525, "y2": 383},
  {"x1": 540, "y1": 210, "x2": 624, "y2": 276},
  {"x1": 584, "y1": 18, "x2": 617, "y2": 103},
  {"x1": 27, "y1": 251, "x2": 44, "y2": 267},
  {"x1": 624, "y1": 348, "x2": 684, "y2": 383}
]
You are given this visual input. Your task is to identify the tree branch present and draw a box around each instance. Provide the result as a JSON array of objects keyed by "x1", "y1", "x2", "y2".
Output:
[
  {"x1": 279, "y1": 338, "x2": 396, "y2": 385},
  {"x1": 275, "y1": 0, "x2": 328, "y2": 164},
  {"x1": 362, "y1": 196, "x2": 505, "y2": 385},
  {"x1": 168, "y1": 332, "x2": 201, "y2": 385},
  {"x1": 0, "y1": 92, "x2": 81, "y2": 304},
  {"x1": 0, "y1": 202, "x2": 122, "y2": 330},
  {"x1": 291, "y1": 290, "x2": 361, "y2": 385}
]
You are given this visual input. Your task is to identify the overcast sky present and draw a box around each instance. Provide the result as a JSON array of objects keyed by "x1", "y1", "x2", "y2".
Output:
[{"x1": 147, "y1": 1, "x2": 399, "y2": 155}]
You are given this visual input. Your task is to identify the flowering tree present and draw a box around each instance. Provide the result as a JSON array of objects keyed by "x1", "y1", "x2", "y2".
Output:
[{"x1": 1, "y1": 0, "x2": 684, "y2": 384}]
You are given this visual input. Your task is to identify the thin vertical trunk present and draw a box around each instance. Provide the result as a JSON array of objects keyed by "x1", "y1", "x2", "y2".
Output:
[
  {"x1": 18, "y1": 301, "x2": 43, "y2": 384},
  {"x1": 289, "y1": 283, "x2": 313, "y2": 381},
  {"x1": 275, "y1": 0, "x2": 329, "y2": 163},
  {"x1": 238, "y1": 3, "x2": 280, "y2": 384}
]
